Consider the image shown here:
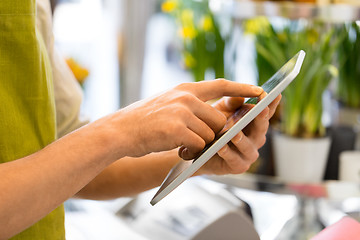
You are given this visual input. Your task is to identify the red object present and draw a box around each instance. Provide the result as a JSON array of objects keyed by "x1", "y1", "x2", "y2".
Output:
[
  {"x1": 311, "y1": 216, "x2": 360, "y2": 240},
  {"x1": 288, "y1": 183, "x2": 327, "y2": 198}
]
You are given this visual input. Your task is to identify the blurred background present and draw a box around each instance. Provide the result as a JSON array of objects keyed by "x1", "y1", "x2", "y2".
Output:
[{"x1": 51, "y1": 0, "x2": 360, "y2": 239}]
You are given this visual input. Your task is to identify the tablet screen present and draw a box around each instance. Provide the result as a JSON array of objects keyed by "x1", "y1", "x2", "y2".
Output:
[
  {"x1": 151, "y1": 50, "x2": 305, "y2": 205},
  {"x1": 220, "y1": 53, "x2": 299, "y2": 133},
  {"x1": 246, "y1": 54, "x2": 297, "y2": 104}
]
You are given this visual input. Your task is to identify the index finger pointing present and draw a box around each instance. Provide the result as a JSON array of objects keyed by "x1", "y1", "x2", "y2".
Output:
[{"x1": 177, "y1": 79, "x2": 263, "y2": 102}]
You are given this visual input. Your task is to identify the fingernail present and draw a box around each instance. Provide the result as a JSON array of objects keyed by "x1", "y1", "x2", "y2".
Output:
[
  {"x1": 218, "y1": 145, "x2": 229, "y2": 155},
  {"x1": 182, "y1": 148, "x2": 196, "y2": 160},
  {"x1": 181, "y1": 148, "x2": 188, "y2": 159},
  {"x1": 252, "y1": 86, "x2": 263, "y2": 94},
  {"x1": 234, "y1": 132, "x2": 244, "y2": 144}
]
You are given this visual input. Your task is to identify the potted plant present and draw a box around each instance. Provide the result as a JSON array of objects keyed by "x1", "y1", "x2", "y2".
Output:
[
  {"x1": 319, "y1": 22, "x2": 360, "y2": 180},
  {"x1": 335, "y1": 22, "x2": 360, "y2": 149},
  {"x1": 161, "y1": 0, "x2": 228, "y2": 82},
  {"x1": 245, "y1": 18, "x2": 341, "y2": 182}
]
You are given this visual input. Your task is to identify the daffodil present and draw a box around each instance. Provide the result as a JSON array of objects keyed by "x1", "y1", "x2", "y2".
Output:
[
  {"x1": 243, "y1": 16, "x2": 270, "y2": 35},
  {"x1": 183, "y1": 52, "x2": 196, "y2": 68},
  {"x1": 277, "y1": 32, "x2": 287, "y2": 43},
  {"x1": 161, "y1": 0, "x2": 178, "y2": 13},
  {"x1": 65, "y1": 58, "x2": 89, "y2": 85},
  {"x1": 328, "y1": 64, "x2": 338, "y2": 78},
  {"x1": 200, "y1": 15, "x2": 213, "y2": 31},
  {"x1": 178, "y1": 26, "x2": 197, "y2": 40},
  {"x1": 180, "y1": 9, "x2": 194, "y2": 27},
  {"x1": 307, "y1": 28, "x2": 319, "y2": 45},
  {"x1": 161, "y1": 0, "x2": 226, "y2": 82}
]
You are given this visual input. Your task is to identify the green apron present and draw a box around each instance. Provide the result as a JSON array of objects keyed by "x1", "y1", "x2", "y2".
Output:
[{"x1": 0, "y1": 0, "x2": 65, "y2": 239}]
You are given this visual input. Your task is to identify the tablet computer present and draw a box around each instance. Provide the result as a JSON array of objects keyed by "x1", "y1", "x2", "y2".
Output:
[{"x1": 151, "y1": 50, "x2": 306, "y2": 205}]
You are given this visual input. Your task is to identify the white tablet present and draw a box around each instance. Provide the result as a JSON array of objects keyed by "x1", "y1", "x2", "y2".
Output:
[{"x1": 151, "y1": 50, "x2": 306, "y2": 205}]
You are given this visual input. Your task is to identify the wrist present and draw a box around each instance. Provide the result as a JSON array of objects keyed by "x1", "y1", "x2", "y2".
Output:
[{"x1": 89, "y1": 110, "x2": 146, "y2": 160}]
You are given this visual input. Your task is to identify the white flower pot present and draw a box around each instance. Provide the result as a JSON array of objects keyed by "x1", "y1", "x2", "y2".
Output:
[
  {"x1": 272, "y1": 133, "x2": 331, "y2": 183},
  {"x1": 339, "y1": 151, "x2": 360, "y2": 182}
]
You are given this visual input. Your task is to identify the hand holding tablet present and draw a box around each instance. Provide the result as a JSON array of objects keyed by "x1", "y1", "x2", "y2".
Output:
[{"x1": 151, "y1": 50, "x2": 306, "y2": 205}]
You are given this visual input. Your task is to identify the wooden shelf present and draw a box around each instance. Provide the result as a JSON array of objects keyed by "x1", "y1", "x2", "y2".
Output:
[{"x1": 210, "y1": 0, "x2": 360, "y2": 22}]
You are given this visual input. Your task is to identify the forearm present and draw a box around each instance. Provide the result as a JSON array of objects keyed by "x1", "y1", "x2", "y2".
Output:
[
  {"x1": 0, "y1": 123, "x2": 120, "y2": 239},
  {"x1": 75, "y1": 150, "x2": 181, "y2": 200}
]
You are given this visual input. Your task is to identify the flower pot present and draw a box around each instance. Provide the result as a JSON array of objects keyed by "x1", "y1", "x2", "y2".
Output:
[
  {"x1": 337, "y1": 106, "x2": 360, "y2": 126},
  {"x1": 272, "y1": 132, "x2": 331, "y2": 183},
  {"x1": 337, "y1": 106, "x2": 360, "y2": 150},
  {"x1": 339, "y1": 151, "x2": 360, "y2": 182},
  {"x1": 324, "y1": 126, "x2": 356, "y2": 180}
]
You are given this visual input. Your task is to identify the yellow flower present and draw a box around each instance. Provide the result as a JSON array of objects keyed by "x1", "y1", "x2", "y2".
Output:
[
  {"x1": 277, "y1": 32, "x2": 287, "y2": 43},
  {"x1": 183, "y1": 52, "x2": 196, "y2": 68},
  {"x1": 200, "y1": 15, "x2": 213, "y2": 31},
  {"x1": 178, "y1": 26, "x2": 197, "y2": 40},
  {"x1": 66, "y1": 58, "x2": 89, "y2": 85},
  {"x1": 180, "y1": 9, "x2": 194, "y2": 26},
  {"x1": 161, "y1": 0, "x2": 178, "y2": 13},
  {"x1": 307, "y1": 28, "x2": 319, "y2": 45},
  {"x1": 328, "y1": 64, "x2": 338, "y2": 78},
  {"x1": 243, "y1": 16, "x2": 270, "y2": 35}
]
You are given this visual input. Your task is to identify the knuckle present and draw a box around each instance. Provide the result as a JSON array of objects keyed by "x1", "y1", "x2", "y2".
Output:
[
  {"x1": 175, "y1": 82, "x2": 192, "y2": 91},
  {"x1": 178, "y1": 92, "x2": 196, "y2": 104},
  {"x1": 243, "y1": 163, "x2": 252, "y2": 172},
  {"x1": 216, "y1": 78, "x2": 227, "y2": 83},
  {"x1": 205, "y1": 129, "x2": 215, "y2": 143},
  {"x1": 195, "y1": 138, "x2": 206, "y2": 152},
  {"x1": 172, "y1": 104, "x2": 191, "y2": 117},
  {"x1": 235, "y1": 166, "x2": 247, "y2": 175},
  {"x1": 168, "y1": 121, "x2": 185, "y2": 135},
  {"x1": 243, "y1": 147, "x2": 259, "y2": 162},
  {"x1": 231, "y1": 163, "x2": 250, "y2": 174},
  {"x1": 212, "y1": 111, "x2": 227, "y2": 133},
  {"x1": 252, "y1": 151, "x2": 260, "y2": 162},
  {"x1": 262, "y1": 135, "x2": 267, "y2": 145},
  {"x1": 258, "y1": 136, "x2": 267, "y2": 148},
  {"x1": 218, "y1": 113, "x2": 227, "y2": 130},
  {"x1": 215, "y1": 78, "x2": 228, "y2": 87}
]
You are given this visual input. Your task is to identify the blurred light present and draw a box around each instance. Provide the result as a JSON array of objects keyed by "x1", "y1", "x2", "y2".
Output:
[
  {"x1": 209, "y1": 0, "x2": 234, "y2": 13},
  {"x1": 209, "y1": 0, "x2": 222, "y2": 12}
]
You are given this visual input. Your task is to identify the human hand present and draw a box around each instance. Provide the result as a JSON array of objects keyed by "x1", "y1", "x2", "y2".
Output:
[
  {"x1": 102, "y1": 79, "x2": 263, "y2": 159},
  {"x1": 197, "y1": 93, "x2": 282, "y2": 175}
]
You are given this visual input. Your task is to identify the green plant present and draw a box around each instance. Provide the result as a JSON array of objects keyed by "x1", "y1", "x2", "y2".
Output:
[
  {"x1": 244, "y1": 18, "x2": 341, "y2": 138},
  {"x1": 161, "y1": 0, "x2": 227, "y2": 82},
  {"x1": 336, "y1": 22, "x2": 360, "y2": 109}
]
